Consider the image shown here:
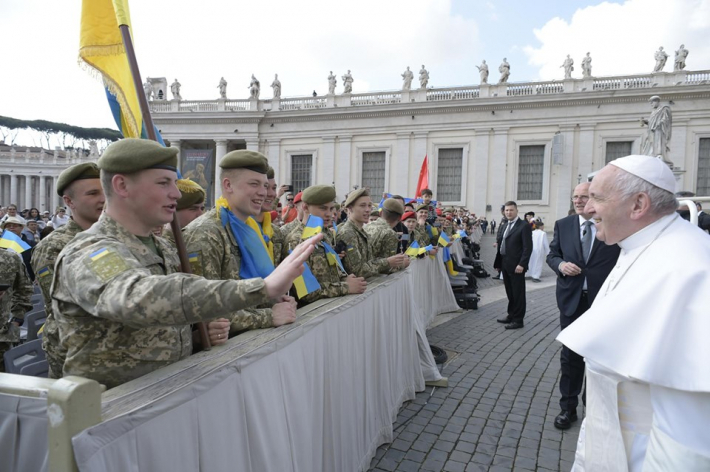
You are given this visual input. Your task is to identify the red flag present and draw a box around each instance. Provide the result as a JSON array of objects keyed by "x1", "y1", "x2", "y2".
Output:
[{"x1": 415, "y1": 155, "x2": 429, "y2": 197}]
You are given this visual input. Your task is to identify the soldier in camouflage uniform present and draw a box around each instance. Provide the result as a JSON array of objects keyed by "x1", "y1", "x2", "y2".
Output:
[
  {"x1": 416, "y1": 204, "x2": 440, "y2": 249},
  {"x1": 163, "y1": 178, "x2": 206, "y2": 246},
  {"x1": 183, "y1": 150, "x2": 297, "y2": 338},
  {"x1": 336, "y1": 189, "x2": 408, "y2": 278},
  {"x1": 30, "y1": 162, "x2": 104, "y2": 378},
  {"x1": 253, "y1": 167, "x2": 285, "y2": 266},
  {"x1": 0, "y1": 248, "x2": 33, "y2": 372},
  {"x1": 365, "y1": 198, "x2": 410, "y2": 273},
  {"x1": 286, "y1": 185, "x2": 366, "y2": 305},
  {"x1": 51, "y1": 139, "x2": 320, "y2": 388}
]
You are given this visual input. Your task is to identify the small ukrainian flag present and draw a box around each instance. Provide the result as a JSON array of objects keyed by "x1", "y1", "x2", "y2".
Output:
[
  {"x1": 37, "y1": 267, "x2": 51, "y2": 278},
  {"x1": 188, "y1": 253, "x2": 199, "y2": 263},
  {"x1": 421, "y1": 244, "x2": 434, "y2": 255},
  {"x1": 438, "y1": 231, "x2": 450, "y2": 247},
  {"x1": 293, "y1": 262, "x2": 321, "y2": 299},
  {"x1": 90, "y1": 248, "x2": 110, "y2": 260},
  {"x1": 323, "y1": 242, "x2": 346, "y2": 273},
  {"x1": 405, "y1": 241, "x2": 421, "y2": 257},
  {"x1": 301, "y1": 215, "x2": 324, "y2": 239},
  {"x1": 0, "y1": 230, "x2": 31, "y2": 254},
  {"x1": 458, "y1": 229, "x2": 468, "y2": 239}
]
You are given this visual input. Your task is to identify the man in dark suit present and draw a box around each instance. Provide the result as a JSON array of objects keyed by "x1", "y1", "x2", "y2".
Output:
[
  {"x1": 546, "y1": 182, "x2": 620, "y2": 430},
  {"x1": 494, "y1": 201, "x2": 532, "y2": 329}
]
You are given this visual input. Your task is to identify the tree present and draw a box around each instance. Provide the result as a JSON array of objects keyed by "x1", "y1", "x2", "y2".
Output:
[{"x1": 0, "y1": 116, "x2": 122, "y2": 150}]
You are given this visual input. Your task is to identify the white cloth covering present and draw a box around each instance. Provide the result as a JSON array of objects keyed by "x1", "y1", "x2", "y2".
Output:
[
  {"x1": 559, "y1": 214, "x2": 710, "y2": 470},
  {"x1": 528, "y1": 229, "x2": 549, "y2": 279}
]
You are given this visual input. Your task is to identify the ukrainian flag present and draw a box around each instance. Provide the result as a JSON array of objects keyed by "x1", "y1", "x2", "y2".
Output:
[
  {"x1": 431, "y1": 227, "x2": 439, "y2": 237},
  {"x1": 422, "y1": 244, "x2": 434, "y2": 255},
  {"x1": 90, "y1": 248, "x2": 110, "y2": 260},
  {"x1": 0, "y1": 230, "x2": 31, "y2": 254},
  {"x1": 438, "y1": 231, "x2": 450, "y2": 247},
  {"x1": 458, "y1": 229, "x2": 468, "y2": 239},
  {"x1": 323, "y1": 242, "x2": 346, "y2": 273},
  {"x1": 293, "y1": 262, "x2": 321, "y2": 299},
  {"x1": 301, "y1": 216, "x2": 324, "y2": 239},
  {"x1": 405, "y1": 241, "x2": 421, "y2": 257}
]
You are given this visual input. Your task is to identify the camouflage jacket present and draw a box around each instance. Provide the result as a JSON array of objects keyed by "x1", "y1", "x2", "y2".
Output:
[
  {"x1": 183, "y1": 209, "x2": 273, "y2": 333},
  {"x1": 0, "y1": 248, "x2": 33, "y2": 343},
  {"x1": 286, "y1": 228, "x2": 348, "y2": 305},
  {"x1": 258, "y1": 218, "x2": 285, "y2": 266},
  {"x1": 336, "y1": 219, "x2": 389, "y2": 278},
  {"x1": 52, "y1": 213, "x2": 270, "y2": 389},
  {"x1": 364, "y1": 218, "x2": 401, "y2": 273},
  {"x1": 279, "y1": 218, "x2": 301, "y2": 242},
  {"x1": 30, "y1": 218, "x2": 83, "y2": 378},
  {"x1": 411, "y1": 224, "x2": 432, "y2": 249}
]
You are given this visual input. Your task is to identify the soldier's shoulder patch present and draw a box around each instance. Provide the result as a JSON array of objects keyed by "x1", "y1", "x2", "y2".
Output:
[
  {"x1": 86, "y1": 247, "x2": 130, "y2": 283},
  {"x1": 188, "y1": 251, "x2": 203, "y2": 276},
  {"x1": 37, "y1": 265, "x2": 53, "y2": 294}
]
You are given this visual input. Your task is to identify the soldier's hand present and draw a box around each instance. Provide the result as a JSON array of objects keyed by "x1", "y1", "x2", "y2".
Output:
[
  {"x1": 271, "y1": 298, "x2": 297, "y2": 326},
  {"x1": 387, "y1": 254, "x2": 408, "y2": 268},
  {"x1": 208, "y1": 318, "x2": 230, "y2": 346},
  {"x1": 346, "y1": 274, "x2": 367, "y2": 294},
  {"x1": 265, "y1": 234, "x2": 323, "y2": 298}
]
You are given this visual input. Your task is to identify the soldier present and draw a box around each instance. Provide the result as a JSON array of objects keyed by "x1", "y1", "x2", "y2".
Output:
[
  {"x1": 163, "y1": 178, "x2": 206, "y2": 245},
  {"x1": 365, "y1": 198, "x2": 410, "y2": 272},
  {"x1": 280, "y1": 191, "x2": 307, "y2": 239},
  {"x1": 286, "y1": 185, "x2": 366, "y2": 305},
  {"x1": 416, "y1": 204, "x2": 440, "y2": 248},
  {"x1": 183, "y1": 150, "x2": 298, "y2": 341},
  {"x1": 336, "y1": 188, "x2": 408, "y2": 278},
  {"x1": 253, "y1": 167, "x2": 285, "y2": 265},
  {"x1": 0, "y1": 248, "x2": 33, "y2": 372},
  {"x1": 51, "y1": 139, "x2": 319, "y2": 388},
  {"x1": 31, "y1": 162, "x2": 105, "y2": 378}
]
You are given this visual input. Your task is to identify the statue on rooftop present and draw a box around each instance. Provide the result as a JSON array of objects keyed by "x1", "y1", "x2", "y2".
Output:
[
  {"x1": 581, "y1": 52, "x2": 592, "y2": 78},
  {"x1": 674, "y1": 44, "x2": 689, "y2": 71},
  {"x1": 476, "y1": 60, "x2": 489, "y2": 84},
  {"x1": 401, "y1": 67, "x2": 413, "y2": 90},
  {"x1": 217, "y1": 77, "x2": 227, "y2": 99},
  {"x1": 342, "y1": 70, "x2": 353, "y2": 94},
  {"x1": 640, "y1": 95, "x2": 673, "y2": 167},
  {"x1": 419, "y1": 65, "x2": 429, "y2": 89},
  {"x1": 248, "y1": 74, "x2": 260, "y2": 99},
  {"x1": 653, "y1": 47, "x2": 668, "y2": 72},
  {"x1": 498, "y1": 58, "x2": 510, "y2": 83},
  {"x1": 170, "y1": 79, "x2": 182, "y2": 100},
  {"x1": 143, "y1": 78, "x2": 153, "y2": 101},
  {"x1": 327, "y1": 71, "x2": 337, "y2": 94},
  {"x1": 561, "y1": 55, "x2": 574, "y2": 79},
  {"x1": 271, "y1": 74, "x2": 282, "y2": 99}
]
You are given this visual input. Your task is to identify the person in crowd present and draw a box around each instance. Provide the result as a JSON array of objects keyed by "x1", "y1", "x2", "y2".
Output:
[
  {"x1": 365, "y1": 198, "x2": 410, "y2": 272},
  {"x1": 51, "y1": 139, "x2": 320, "y2": 388},
  {"x1": 480, "y1": 217, "x2": 488, "y2": 234},
  {"x1": 489, "y1": 218, "x2": 496, "y2": 235},
  {"x1": 31, "y1": 162, "x2": 105, "y2": 378},
  {"x1": 0, "y1": 244, "x2": 33, "y2": 372},
  {"x1": 401, "y1": 211, "x2": 426, "y2": 249},
  {"x1": 27, "y1": 207, "x2": 45, "y2": 230},
  {"x1": 21, "y1": 220, "x2": 41, "y2": 247},
  {"x1": 493, "y1": 201, "x2": 532, "y2": 329},
  {"x1": 163, "y1": 178, "x2": 206, "y2": 245},
  {"x1": 524, "y1": 211, "x2": 536, "y2": 223},
  {"x1": 280, "y1": 191, "x2": 305, "y2": 238},
  {"x1": 254, "y1": 167, "x2": 286, "y2": 265},
  {"x1": 558, "y1": 155, "x2": 710, "y2": 470},
  {"x1": 281, "y1": 192, "x2": 298, "y2": 224},
  {"x1": 51, "y1": 207, "x2": 70, "y2": 228},
  {"x1": 420, "y1": 188, "x2": 437, "y2": 224},
  {"x1": 369, "y1": 209, "x2": 380, "y2": 223},
  {"x1": 1, "y1": 217, "x2": 35, "y2": 280},
  {"x1": 0, "y1": 204, "x2": 26, "y2": 225},
  {"x1": 416, "y1": 204, "x2": 439, "y2": 247},
  {"x1": 527, "y1": 217, "x2": 549, "y2": 283}
]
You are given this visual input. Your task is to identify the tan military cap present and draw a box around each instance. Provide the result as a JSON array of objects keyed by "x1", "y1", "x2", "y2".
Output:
[
  {"x1": 98, "y1": 138, "x2": 178, "y2": 173},
  {"x1": 176, "y1": 179, "x2": 206, "y2": 210},
  {"x1": 383, "y1": 198, "x2": 404, "y2": 215},
  {"x1": 415, "y1": 203, "x2": 429, "y2": 212},
  {"x1": 344, "y1": 188, "x2": 370, "y2": 208},
  {"x1": 302, "y1": 185, "x2": 336, "y2": 205},
  {"x1": 219, "y1": 150, "x2": 268, "y2": 174},
  {"x1": 56, "y1": 162, "x2": 101, "y2": 196}
]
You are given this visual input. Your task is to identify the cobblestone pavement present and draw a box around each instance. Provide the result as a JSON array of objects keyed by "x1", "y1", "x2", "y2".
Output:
[{"x1": 369, "y1": 232, "x2": 582, "y2": 472}]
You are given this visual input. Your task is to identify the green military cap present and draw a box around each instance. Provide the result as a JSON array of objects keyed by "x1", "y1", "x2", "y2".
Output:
[
  {"x1": 266, "y1": 166, "x2": 275, "y2": 179},
  {"x1": 444, "y1": 207, "x2": 455, "y2": 213},
  {"x1": 176, "y1": 179, "x2": 206, "y2": 210},
  {"x1": 344, "y1": 188, "x2": 370, "y2": 208},
  {"x1": 334, "y1": 202, "x2": 341, "y2": 210},
  {"x1": 415, "y1": 203, "x2": 429, "y2": 212},
  {"x1": 370, "y1": 210, "x2": 380, "y2": 217},
  {"x1": 98, "y1": 138, "x2": 178, "y2": 173},
  {"x1": 302, "y1": 185, "x2": 336, "y2": 205},
  {"x1": 56, "y1": 162, "x2": 100, "y2": 196},
  {"x1": 383, "y1": 198, "x2": 404, "y2": 215},
  {"x1": 219, "y1": 149, "x2": 269, "y2": 174}
]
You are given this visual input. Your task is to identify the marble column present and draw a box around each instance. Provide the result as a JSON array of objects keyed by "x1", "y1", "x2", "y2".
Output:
[
  {"x1": 472, "y1": 129, "x2": 491, "y2": 216},
  {"x1": 214, "y1": 140, "x2": 228, "y2": 201},
  {"x1": 169, "y1": 139, "x2": 182, "y2": 171},
  {"x1": 10, "y1": 174, "x2": 17, "y2": 206},
  {"x1": 577, "y1": 124, "x2": 596, "y2": 181},
  {"x1": 392, "y1": 133, "x2": 410, "y2": 197},
  {"x1": 554, "y1": 125, "x2": 576, "y2": 221},
  {"x1": 321, "y1": 137, "x2": 336, "y2": 186},
  {"x1": 39, "y1": 176, "x2": 47, "y2": 212},
  {"x1": 335, "y1": 136, "x2": 352, "y2": 198},
  {"x1": 267, "y1": 139, "x2": 281, "y2": 183},
  {"x1": 24, "y1": 175, "x2": 32, "y2": 209},
  {"x1": 489, "y1": 128, "x2": 508, "y2": 213},
  {"x1": 246, "y1": 139, "x2": 259, "y2": 151}
]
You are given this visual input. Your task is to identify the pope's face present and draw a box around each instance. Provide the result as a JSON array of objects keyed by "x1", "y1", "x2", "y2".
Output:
[
  {"x1": 224, "y1": 169, "x2": 268, "y2": 220},
  {"x1": 306, "y1": 202, "x2": 336, "y2": 228},
  {"x1": 404, "y1": 218, "x2": 417, "y2": 232},
  {"x1": 585, "y1": 166, "x2": 634, "y2": 244},
  {"x1": 349, "y1": 196, "x2": 372, "y2": 225}
]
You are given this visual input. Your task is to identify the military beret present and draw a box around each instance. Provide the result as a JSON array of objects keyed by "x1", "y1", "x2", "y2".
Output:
[
  {"x1": 334, "y1": 202, "x2": 341, "y2": 210},
  {"x1": 219, "y1": 150, "x2": 268, "y2": 174},
  {"x1": 266, "y1": 166, "x2": 275, "y2": 180},
  {"x1": 401, "y1": 211, "x2": 416, "y2": 221},
  {"x1": 1, "y1": 216, "x2": 25, "y2": 229},
  {"x1": 176, "y1": 179, "x2": 206, "y2": 210},
  {"x1": 370, "y1": 210, "x2": 380, "y2": 217},
  {"x1": 302, "y1": 185, "x2": 336, "y2": 205},
  {"x1": 98, "y1": 138, "x2": 178, "y2": 174},
  {"x1": 344, "y1": 188, "x2": 370, "y2": 208},
  {"x1": 415, "y1": 203, "x2": 429, "y2": 212},
  {"x1": 56, "y1": 162, "x2": 100, "y2": 196},
  {"x1": 436, "y1": 208, "x2": 443, "y2": 216},
  {"x1": 383, "y1": 198, "x2": 404, "y2": 215},
  {"x1": 293, "y1": 191, "x2": 303, "y2": 204}
]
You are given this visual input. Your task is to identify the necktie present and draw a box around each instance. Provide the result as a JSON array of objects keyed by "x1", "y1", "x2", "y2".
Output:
[
  {"x1": 500, "y1": 219, "x2": 514, "y2": 255},
  {"x1": 581, "y1": 220, "x2": 593, "y2": 262}
]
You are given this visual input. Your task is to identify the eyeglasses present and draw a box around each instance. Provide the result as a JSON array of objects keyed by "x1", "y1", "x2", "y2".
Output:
[
  {"x1": 286, "y1": 199, "x2": 293, "y2": 202},
  {"x1": 571, "y1": 196, "x2": 589, "y2": 202}
]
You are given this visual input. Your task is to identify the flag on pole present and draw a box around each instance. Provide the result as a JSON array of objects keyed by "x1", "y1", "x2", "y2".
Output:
[
  {"x1": 405, "y1": 241, "x2": 421, "y2": 257},
  {"x1": 415, "y1": 155, "x2": 429, "y2": 197},
  {"x1": 301, "y1": 215, "x2": 324, "y2": 239},
  {"x1": 323, "y1": 242, "x2": 346, "y2": 273},
  {"x1": 438, "y1": 231, "x2": 451, "y2": 247},
  {"x1": 0, "y1": 230, "x2": 31, "y2": 254},
  {"x1": 293, "y1": 262, "x2": 321, "y2": 299},
  {"x1": 457, "y1": 229, "x2": 468, "y2": 239}
]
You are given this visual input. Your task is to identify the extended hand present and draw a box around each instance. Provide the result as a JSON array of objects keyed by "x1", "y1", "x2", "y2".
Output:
[
  {"x1": 271, "y1": 296, "x2": 297, "y2": 326},
  {"x1": 207, "y1": 318, "x2": 230, "y2": 346},
  {"x1": 346, "y1": 274, "x2": 367, "y2": 294},
  {"x1": 265, "y1": 234, "x2": 322, "y2": 298}
]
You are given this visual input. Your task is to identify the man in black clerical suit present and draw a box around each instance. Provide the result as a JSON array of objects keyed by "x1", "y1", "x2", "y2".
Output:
[
  {"x1": 494, "y1": 201, "x2": 532, "y2": 330},
  {"x1": 546, "y1": 182, "x2": 620, "y2": 430}
]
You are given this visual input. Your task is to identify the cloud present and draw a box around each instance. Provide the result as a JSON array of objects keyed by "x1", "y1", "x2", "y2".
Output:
[{"x1": 523, "y1": 0, "x2": 710, "y2": 80}]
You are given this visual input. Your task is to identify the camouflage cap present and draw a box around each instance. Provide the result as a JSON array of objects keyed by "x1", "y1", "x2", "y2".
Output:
[
  {"x1": 219, "y1": 150, "x2": 269, "y2": 174},
  {"x1": 302, "y1": 185, "x2": 336, "y2": 205},
  {"x1": 344, "y1": 188, "x2": 370, "y2": 208},
  {"x1": 383, "y1": 198, "x2": 404, "y2": 215},
  {"x1": 98, "y1": 138, "x2": 178, "y2": 173},
  {"x1": 176, "y1": 179, "x2": 206, "y2": 210},
  {"x1": 401, "y1": 211, "x2": 416, "y2": 221},
  {"x1": 415, "y1": 203, "x2": 429, "y2": 212},
  {"x1": 266, "y1": 166, "x2": 275, "y2": 179},
  {"x1": 57, "y1": 162, "x2": 100, "y2": 196}
]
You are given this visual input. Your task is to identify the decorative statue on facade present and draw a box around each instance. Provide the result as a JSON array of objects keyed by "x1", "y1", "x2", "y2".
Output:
[
  {"x1": 674, "y1": 44, "x2": 689, "y2": 71},
  {"x1": 653, "y1": 47, "x2": 668, "y2": 72},
  {"x1": 581, "y1": 52, "x2": 592, "y2": 78},
  {"x1": 342, "y1": 70, "x2": 353, "y2": 94},
  {"x1": 476, "y1": 60, "x2": 489, "y2": 84},
  {"x1": 143, "y1": 78, "x2": 153, "y2": 101},
  {"x1": 217, "y1": 77, "x2": 227, "y2": 99},
  {"x1": 248, "y1": 74, "x2": 260, "y2": 99},
  {"x1": 271, "y1": 74, "x2": 282, "y2": 98},
  {"x1": 327, "y1": 71, "x2": 337, "y2": 94},
  {"x1": 419, "y1": 65, "x2": 429, "y2": 89},
  {"x1": 561, "y1": 55, "x2": 574, "y2": 79},
  {"x1": 498, "y1": 58, "x2": 510, "y2": 83},
  {"x1": 401, "y1": 67, "x2": 413, "y2": 90},
  {"x1": 170, "y1": 79, "x2": 182, "y2": 100},
  {"x1": 640, "y1": 95, "x2": 673, "y2": 167}
]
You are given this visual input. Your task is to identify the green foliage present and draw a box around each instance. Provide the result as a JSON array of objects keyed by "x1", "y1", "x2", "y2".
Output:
[{"x1": 0, "y1": 115, "x2": 121, "y2": 142}]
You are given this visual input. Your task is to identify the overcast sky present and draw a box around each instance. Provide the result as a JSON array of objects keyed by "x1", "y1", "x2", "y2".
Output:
[{"x1": 1, "y1": 0, "x2": 708, "y2": 142}]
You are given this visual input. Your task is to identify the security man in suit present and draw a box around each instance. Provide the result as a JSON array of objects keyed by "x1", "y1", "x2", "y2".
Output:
[
  {"x1": 546, "y1": 182, "x2": 620, "y2": 429},
  {"x1": 494, "y1": 201, "x2": 532, "y2": 330}
]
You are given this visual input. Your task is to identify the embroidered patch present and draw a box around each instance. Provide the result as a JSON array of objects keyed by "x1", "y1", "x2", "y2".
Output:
[
  {"x1": 87, "y1": 248, "x2": 129, "y2": 282},
  {"x1": 37, "y1": 265, "x2": 53, "y2": 295},
  {"x1": 346, "y1": 245, "x2": 354, "y2": 252},
  {"x1": 188, "y1": 251, "x2": 203, "y2": 276}
]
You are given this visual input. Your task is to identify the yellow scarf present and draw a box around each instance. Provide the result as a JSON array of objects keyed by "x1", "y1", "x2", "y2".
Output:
[{"x1": 216, "y1": 197, "x2": 272, "y2": 261}]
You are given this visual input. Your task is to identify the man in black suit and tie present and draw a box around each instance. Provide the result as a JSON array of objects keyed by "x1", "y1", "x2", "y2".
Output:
[
  {"x1": 546, "y1": 182, "x2": 620, "y2": 430},
  {"x1": 494, "y1": 201, "x2": 532, "y2": 329}
]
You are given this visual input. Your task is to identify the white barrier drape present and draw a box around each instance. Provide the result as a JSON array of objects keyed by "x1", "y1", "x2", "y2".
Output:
[{"x1": 0, "y1": 393, "x2": 49, "y2": 472}]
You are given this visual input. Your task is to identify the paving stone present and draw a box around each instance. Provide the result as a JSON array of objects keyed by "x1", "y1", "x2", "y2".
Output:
[
  {"x1": 395, "y1": 460, "x2": 421, "y2": 472},
  {"x1": 443, "y1": 460, "x2": 467, "y2": 472},
  {"x1": 403, "y1": 450, "x2": 426, "y2": 462}
]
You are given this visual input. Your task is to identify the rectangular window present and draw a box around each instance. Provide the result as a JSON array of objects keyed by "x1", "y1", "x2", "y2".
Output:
[
  {"x1": 518, "y1": 145, "x2": 545, "y2": 200},
  {"x1": 436, "y1": 148, "x2": 463, "y2": 201},
  {"x1": 291, "y1": 154, "x2": 312, "y2": 194},
  {"x1": 698, "y1": 138, "x2": 710, "y2": 196},
  {"x1": 361, "y1": 151, "x2": 386, "y2": 197},
  {"x1": 605, "y1": 141, "x2": 633, "y2": 164}
]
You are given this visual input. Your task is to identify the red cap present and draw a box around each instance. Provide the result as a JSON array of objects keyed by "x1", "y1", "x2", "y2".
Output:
[
  {"x1": 446, "y1": 215, "x2": 453, "y2": 221},
  {"x1": 270, "y1": 211, "x2": 278, "y2": 221},
  {"x1": 401, "y1": 211, "x2": 416, "y2": 221},
  {"x1": 294, "y1": 191, "x2": 303, "y2": 204},
  {"x1": 436, "y1": 208, "x2": 443, "y2": 216}
]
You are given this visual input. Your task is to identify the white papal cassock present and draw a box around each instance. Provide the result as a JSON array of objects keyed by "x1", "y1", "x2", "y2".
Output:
[{"x1": 557, "y1": 214, "x2": 710, "y2": 471}]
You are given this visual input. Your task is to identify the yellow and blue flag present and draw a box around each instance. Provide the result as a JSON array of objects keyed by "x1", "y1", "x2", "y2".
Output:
[
  {"x1": 293, "y1": 262, "x2": 321, "y2": 299},
  {"x1": 438, "y1": 231, "x2": 450, "y2": 247},
  {"x1": 0, "y1": 230, "x2": 31, "y2": 254},
  {"x1": 422, "y1": 244, "x2": 434, "y2": 255},
  {"x1": 405, "y1": 241, "x2": 421, "y2": 257},
  {"x1": 431, "y1": 226, "x2": 439, "y2": 237},
  {"x1": 457, "y1": 229, "x2": 468, "y2": 239},
  {"x1": 301, "y1": 215, "x2": 323, "y2": 239},
  {"x1": 323, "y1": 242, "x2": 346, "y2": 273}
]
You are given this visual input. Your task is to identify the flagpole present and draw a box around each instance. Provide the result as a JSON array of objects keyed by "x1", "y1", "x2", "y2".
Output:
[{"x1": 118, "y1": 24, "x2": 211, "y2": 350}]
